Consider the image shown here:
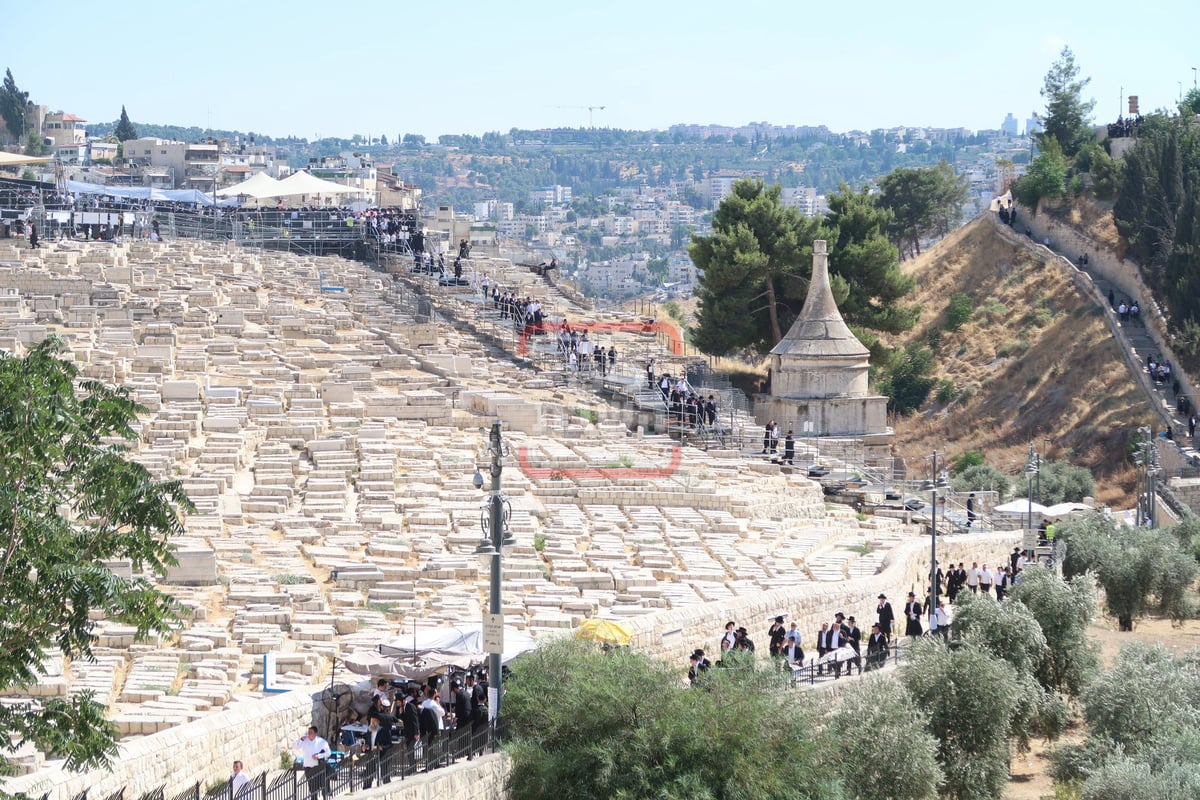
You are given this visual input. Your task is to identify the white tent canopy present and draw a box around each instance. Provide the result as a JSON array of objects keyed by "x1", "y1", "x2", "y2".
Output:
[
  {"x1": 215, "y1": 171, "x2": 284, "y2": 199},
  {"x1": 993, "y1": 499, "x2": 1049, "y2": 516},
  {"x1": 274, "y1": 170, "x2": 368, "y2": 197},
  {"x1": 341, "y1": 624, "x2": 538, "y2": 680}
]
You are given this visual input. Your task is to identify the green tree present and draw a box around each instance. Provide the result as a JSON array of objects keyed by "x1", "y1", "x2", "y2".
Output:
[
  {"x1": 903, "y1": 640, "x2": 1023, "y2": 800},
  {"x1": 1058, "y1": 512, "x2": 1197, "y2": 630},
  {"x1": 1182, "y1": 87, "x2": 1200, "y2": 118},
  {"x1": 690, "y1": 179, "x2": 818, "y2": 354},
  {"x1": 0, "y1": 68, "x2": 29, "y2": 144},
  {"x1": 824, "y1": 183, "x2": 919, "y2": 335},
  {"x1": 0, "y1": 337, "x2": 193, "y2": 775},
  {"x1": 691, "y1": 179, "x2": 917, "y2": 357},
  {"x1": 878, "y1": 161, "x2": 969, "y2": 259},
  {"x1": 877, "y1": 342, "x2": 936, "y2": 414},
  {"x1": 1054, "y1": 644, "x2": 1200, "y2": 796},
  {"x1": 1014, "y1": 138, "x2": 1069, "y2": 210},
  {"x1": 1036, "y1": 47, "x2": 1096, "y2": 158},
  {"x1": 504, "y1": 638, "x2": 839, "y2": 800},
  {"x1": 1008, "y1": 566, "x2": 1098, "y2": 696},
  {"x1": 114, "y1": 105, "x2": 137, "y2": 141},
  {"x1": 23, "y1": 130, "x2": 48, "y2": 156},
  {"x1": 823, "y1": 675, "x2": 942, "y2": 800}
]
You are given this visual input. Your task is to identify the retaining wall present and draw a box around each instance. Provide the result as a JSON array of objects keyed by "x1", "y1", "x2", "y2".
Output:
[{"x1": 6, "y1": 529, "x2": 1018, "y2": 800}]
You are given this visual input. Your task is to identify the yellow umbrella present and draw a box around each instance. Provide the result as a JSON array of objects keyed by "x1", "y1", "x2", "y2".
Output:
[{"x1": 576, "y1": 618, "x2": 634, "y2": 646}]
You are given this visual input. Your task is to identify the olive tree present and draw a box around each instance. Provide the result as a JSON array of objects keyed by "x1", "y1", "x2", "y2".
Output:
[
  {"x1": 1008, "y1": 566, "x2": 1098, "y2": 695},
  {"x1": 503, "y1": 638, "x2": 841, "y2": 800},
  {"x1": 823, "y1": 674, "x2": 942, "y2": 800},
  {"x1": 902, "y1": 640, "x2": 1022, "y2": 800}
]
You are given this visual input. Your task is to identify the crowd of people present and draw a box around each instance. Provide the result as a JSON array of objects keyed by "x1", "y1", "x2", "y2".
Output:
[
  {"x1": 689, "y1": 546, "x2": 1032, "y2": 684},
  {"x1": 277, "y1": 671, "x2": 492, "y2": 798},
  {"x1": 1108, "y1": 115, "x2": 1145, "y2": 139}
]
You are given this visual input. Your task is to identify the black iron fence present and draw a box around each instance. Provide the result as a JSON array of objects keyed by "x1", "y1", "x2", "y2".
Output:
[{"x1": 60, "y1": 724, "x2": 500, "y2": 800}]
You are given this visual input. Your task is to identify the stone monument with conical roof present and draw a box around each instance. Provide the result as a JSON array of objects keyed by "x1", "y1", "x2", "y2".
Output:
[{"x1": 756, "y1": 239, "x2": 890, "y2": 437}]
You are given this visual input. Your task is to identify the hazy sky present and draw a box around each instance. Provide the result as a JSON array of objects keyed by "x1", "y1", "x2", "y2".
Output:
[{"x1": 4, "y1": 0, "x2": 1197, "y2": 139}]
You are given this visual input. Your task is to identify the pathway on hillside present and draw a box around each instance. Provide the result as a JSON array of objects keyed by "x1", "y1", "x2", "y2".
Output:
[{"x1": 986, "y1": 212, "x2": 1197, "y2": 471}]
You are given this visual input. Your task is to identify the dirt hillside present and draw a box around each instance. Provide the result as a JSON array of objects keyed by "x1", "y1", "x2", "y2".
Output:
[{"x1": 886, "y1": 215, "x2": 1154, "y2": 507}]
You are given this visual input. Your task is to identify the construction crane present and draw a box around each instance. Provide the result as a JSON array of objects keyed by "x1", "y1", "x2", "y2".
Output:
[{"x1": 552, "y1": 105, "x2": 607, "y2": 129}]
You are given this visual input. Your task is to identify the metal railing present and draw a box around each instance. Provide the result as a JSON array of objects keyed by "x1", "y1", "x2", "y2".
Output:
[{"x1": 61, "y1": 724, "x2": 501, "y2": 800}]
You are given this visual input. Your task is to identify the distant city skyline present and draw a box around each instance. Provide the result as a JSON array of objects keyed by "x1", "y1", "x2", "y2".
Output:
[{"x1": 3, "y1": 0, "x2": 1197, "y2": 141}]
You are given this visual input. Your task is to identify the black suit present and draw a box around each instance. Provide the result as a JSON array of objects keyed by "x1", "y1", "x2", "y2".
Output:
[
  {"x1": 843, "y1": 625, "x2": 862, "y2": 674},
  {"x1": 904, "y1": 601, "x2": 924, "y2": 637},
  {"x1": 400, "y1": 700, "x2": 420, "y2": 748},
  {"x1": 866, "y1": 632, "x2": 889, "y2": 670},
  {"x1": 362, "y1": 725, "x2": 393, "y2": 788},
  {"x1": 453, "y1": 688, "x2": 473, "y2": 757},
  {"x1": 877, "y1": 602, "x2": 895, "y2": 638}
]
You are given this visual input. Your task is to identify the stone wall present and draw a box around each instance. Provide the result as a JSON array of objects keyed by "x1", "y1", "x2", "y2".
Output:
[
  {"x1": 1009, "y1": 205, "x2": 1195, "y2": 419},
  {"x1": 6, "y1": 530, "x2": 1017, "y2": 800},
  {"x1": 626, "y1": 530, "x2": 1019, "y2": 665},
  {"x1": 5, "y1": 688, "x2": 322, "y2": 800},
  {"x1": 985, "y1": 212, "x2": 1185, "y2": 434}
]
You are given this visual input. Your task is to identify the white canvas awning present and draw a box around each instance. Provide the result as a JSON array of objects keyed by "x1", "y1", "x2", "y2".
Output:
[
  {"x1": 0, "y1": 151, "x2": 53, "y2": 167},
  {"x1": 215, "y1": 172, "x2": 284, "y2": 199}
]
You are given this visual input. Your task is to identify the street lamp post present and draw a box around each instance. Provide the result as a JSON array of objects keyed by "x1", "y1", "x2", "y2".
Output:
[
  {"x1": 921, "y1": 452, "x2": 950, "y2": 614},
  {"x1": 1024, "y1": 443, "x2": 1040, "y2": 535},
  {"x1": 473, "y1": 422, "x2": 514, "y2": 725},
  {"x1": 1147, "y1": 443, "x2": 1161, "y2": 528}
]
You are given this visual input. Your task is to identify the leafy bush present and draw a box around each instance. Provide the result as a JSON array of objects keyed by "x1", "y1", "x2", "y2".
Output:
[
  {"x1": 878, "y1": 343, "x2": 936, "y2": 415},
  {"x1": 903, "y1": 640, "x2": 1023, "y2": 800},
  {"x1": 1008, "y1": 567, "x2": 1098, "y2": 696},
  {"x1": 944, "y1": 292, "x2": 973, "y2": 331},
  {"x1": 935, "y1": 379, "x2": 956, "y2": 405},
  {"x1": 951, "y1": 450, "x2": 984, "y2": 476},
  {"x1": 824, "y1": 676, "x2": 942, "y2": 800},
  {"x1": 1012, "y1": 459, "x2": 1095, "y2": 504},
  {"x1": 950, "y1": 464, "x2": 1011, "y2": 500}
]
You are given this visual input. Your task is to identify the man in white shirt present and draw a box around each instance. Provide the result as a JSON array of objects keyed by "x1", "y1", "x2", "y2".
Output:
[
  {"x1": 230, "y1": 761, "x2": 251, "y2": 800},
  {"x1": 929, "y1": 600, "x2": 951, "y2": 642},
  {"x1": 979, "y1": 564, "x2": 993, "y2": 596},
  {"x1": 294, "y1": 726, "x2": 331, "y2": 800},
  {"x1": 966, "y1": 562, "x2": 980, "y2": 594}
]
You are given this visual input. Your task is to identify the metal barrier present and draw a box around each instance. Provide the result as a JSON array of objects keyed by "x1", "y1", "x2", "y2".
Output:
[{"x1": 59, "y1": 724, "x2": 502, "y2": 800}]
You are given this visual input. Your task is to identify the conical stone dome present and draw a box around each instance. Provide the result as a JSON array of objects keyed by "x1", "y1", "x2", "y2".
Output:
[{"x1": 770, "y1": 239, "x2": 869, "y2": 360}]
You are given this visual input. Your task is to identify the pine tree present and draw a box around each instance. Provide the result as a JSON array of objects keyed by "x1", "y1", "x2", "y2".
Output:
[{"x1": 114, "y1": 105, "x2": 138, "y2": 141}]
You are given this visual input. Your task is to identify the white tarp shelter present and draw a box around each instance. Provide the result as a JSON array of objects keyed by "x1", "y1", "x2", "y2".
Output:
[
  {"x1": 340, "y1": 624, "x2": 538, "y2": 681},
  {"x1": 215, "y1": 171, "x2": 285, "y2": 199},
  {"x1": 1042, "y1": 502, "x2": 1092, "y2": 518}
]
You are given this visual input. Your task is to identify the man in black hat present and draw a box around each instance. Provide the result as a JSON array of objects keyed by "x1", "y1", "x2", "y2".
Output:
[
  {"x1": 768, "y1": 616, "x2": 787, "y2": 657},
  {"x1": 734, "y1": 627, "x2": 755, "y2": 653},
  {"x1": 452, "y1": 679, "x2": 472, "y2": 758},
  {"x1": 876, "y1": 594, "x2": 895, "y2": 641},
  {"x1": 866, "y1": 623, "x2": 889, "y2": 671},
  {"x1": 843, "y1": 615, "x2": 862, "y2": 676}
]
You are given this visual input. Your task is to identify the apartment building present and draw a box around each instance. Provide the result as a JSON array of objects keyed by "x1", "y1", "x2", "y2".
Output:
[{"x1": 123, "y1": 137, "x2": 219, "y2": 191}]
